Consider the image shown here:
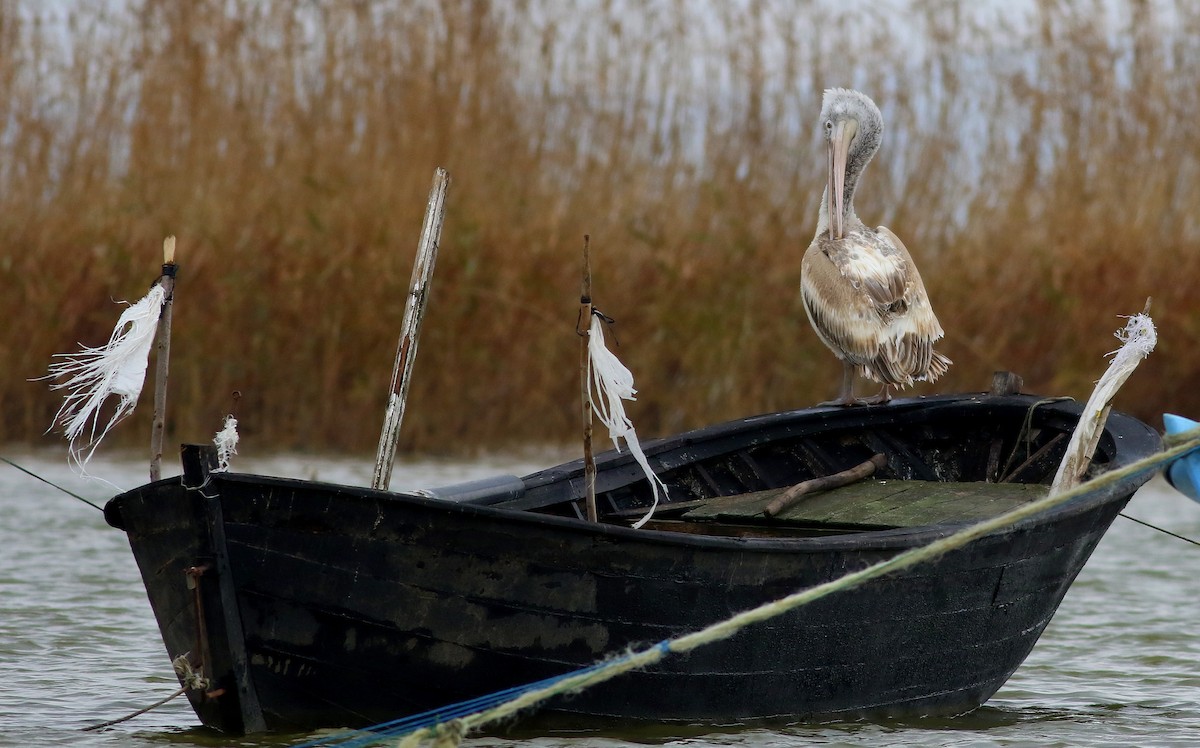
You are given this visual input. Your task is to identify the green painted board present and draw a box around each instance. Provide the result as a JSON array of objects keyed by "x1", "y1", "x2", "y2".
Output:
[{"x1": 680, "y1": 480, "x2": 1049, "y2": 529}]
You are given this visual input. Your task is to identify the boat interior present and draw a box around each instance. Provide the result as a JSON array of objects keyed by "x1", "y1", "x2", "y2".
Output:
[{"x1": 428, "y1": 394, "x2": 1124, "y2": 539}]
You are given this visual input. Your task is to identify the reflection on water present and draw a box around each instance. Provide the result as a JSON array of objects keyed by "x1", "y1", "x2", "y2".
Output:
[{"x1": 2, "y1": 451, "x2": 1198, "y2": 747}]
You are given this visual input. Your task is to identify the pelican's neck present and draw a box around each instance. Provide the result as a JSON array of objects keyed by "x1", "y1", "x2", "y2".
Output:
[
  {"x1": 816, "y1": 183, "x2": 862, "y2": 239},
  {"x1": 814, "y1": 89, "x2": 883, "y2": 240}
]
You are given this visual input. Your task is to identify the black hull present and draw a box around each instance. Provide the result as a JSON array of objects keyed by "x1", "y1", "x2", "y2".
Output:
[{"x1": 105, "y1": 394, "x2": 1161, "y2": 734}]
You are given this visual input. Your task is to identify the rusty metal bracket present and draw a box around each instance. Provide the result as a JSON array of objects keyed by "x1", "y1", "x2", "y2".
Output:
[{"x1": 183, "y1": 564, "x2": 218, "y2": 699}]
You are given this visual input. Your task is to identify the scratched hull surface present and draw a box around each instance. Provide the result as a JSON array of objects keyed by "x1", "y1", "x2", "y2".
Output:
[{"x1": 104, "y1": 394, "x2": 1160, "y2": 734}]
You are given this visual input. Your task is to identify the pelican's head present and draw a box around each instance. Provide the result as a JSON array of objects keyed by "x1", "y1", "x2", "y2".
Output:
[{"x1": 820, "y1": 88, "x2": 883, "y2": 240}]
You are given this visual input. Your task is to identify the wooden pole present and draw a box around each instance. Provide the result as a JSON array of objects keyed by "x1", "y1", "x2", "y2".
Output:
[
  {"x1": 579, "y1": 236, "x2": 598, "y2": 522},
  {"x1": 372, "y1": 168, "x2": 450, "y2": 490},
  {"x1": 1050, "y1": 298, "x2": 1155, "y2": 493},
  {"x1": 149, "y1": 236, "x2": 177, "y2": 481}
]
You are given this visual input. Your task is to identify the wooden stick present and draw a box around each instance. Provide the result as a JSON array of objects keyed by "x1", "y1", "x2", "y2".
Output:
[
  {"x1": 149, "y1": 236, "x2": 177, "y2": 481},
  {"x1": 1050, "y1": 298, "x2": 1155, "y2": 493},
  {"x1": 578, "y1": 236, "x2": 598, "y2": 522},
  {"x1": 764, "y1": 453, "x2": 887, "y2": 518},
  {"x1": 372, "y1": 168, "x2": 450, "y2": 491}
]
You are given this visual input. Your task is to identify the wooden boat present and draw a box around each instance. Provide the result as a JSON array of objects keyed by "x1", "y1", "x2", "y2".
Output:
[{"x1": 103, "y1": 391, "x2": 1160, "y2": 735}]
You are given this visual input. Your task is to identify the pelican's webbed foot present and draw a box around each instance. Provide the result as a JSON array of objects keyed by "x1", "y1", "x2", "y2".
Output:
[
  {"x1": 817, "y1": 362, "x2": 857, "y2": 407},
  {"x1": 857, "y1": 385, "x2": 893, "y2": 405},
  {"x1": 817, "y1": 383, "x2": 892, "y2": 408}
]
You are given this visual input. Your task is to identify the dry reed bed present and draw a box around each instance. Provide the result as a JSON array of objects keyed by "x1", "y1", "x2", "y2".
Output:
[{"x1": 1, "y1": 0, "x2": 1196, "y2": 455}]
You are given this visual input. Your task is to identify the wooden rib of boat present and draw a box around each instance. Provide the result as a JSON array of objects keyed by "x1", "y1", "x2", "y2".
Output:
[{"x1": 103, "y1": 392, "x2": 1160, "y2": 735}]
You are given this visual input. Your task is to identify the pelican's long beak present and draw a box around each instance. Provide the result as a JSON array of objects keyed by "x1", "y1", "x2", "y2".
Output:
[{"x1": 827, "y1": 119, "x2": 857, "y2": 241}]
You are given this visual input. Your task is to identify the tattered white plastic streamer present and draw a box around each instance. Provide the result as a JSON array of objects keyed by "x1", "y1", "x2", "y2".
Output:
[
  {"x1": 588, "y1": 313, "x2": 667, "y2": 529},
  {"x1": 45, "y1": 284, "x2": 166, "y2": 470},
  {"x1": 1050, "y1": 312, "x2": 1157, "y2": 493},
  {"x1": 214, "y1": 415, "x2": 239, "y2": 472}
]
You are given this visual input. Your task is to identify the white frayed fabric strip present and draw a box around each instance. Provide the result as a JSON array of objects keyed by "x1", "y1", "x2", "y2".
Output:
[
  {"x1": 1108, "y1": 312, "x2": 1158, "y2": 366},
  {"x1": 588, "y1": 313, "x2": 667, "y2": 528},
  {"x1": 214, "y1": 415, "x2": 239, "y2": 472},
  {"x1": 1051, "y1": 312, "x2": 1156, "y2": 492},
  {"x1": 45, "y1": 284, "x2": 166, "y2": 470}
]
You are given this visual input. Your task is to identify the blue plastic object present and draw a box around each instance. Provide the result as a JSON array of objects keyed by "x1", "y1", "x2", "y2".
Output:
[{"x1": 1163, "y1": 413, "x2": 1200, "y2": 503}]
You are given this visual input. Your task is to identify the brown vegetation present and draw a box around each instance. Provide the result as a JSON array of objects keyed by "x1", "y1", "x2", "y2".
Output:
[{"x1": 2, "y1": 0, "x2": 1197, "y2": 456}]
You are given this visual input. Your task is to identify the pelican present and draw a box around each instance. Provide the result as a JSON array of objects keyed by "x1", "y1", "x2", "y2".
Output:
[{"x1": 801, "y1": 88, "x2": 951, "y2": 405}]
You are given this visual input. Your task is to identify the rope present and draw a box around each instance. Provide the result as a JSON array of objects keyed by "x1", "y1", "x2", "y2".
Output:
[
  {"x1": 291, "y1": 644, "x2": 672, "y2": 748},
  {"x1": 1002, "y1": 397, "x2": 1073, "y2": 479},
  {"x1": 0, "y1": 455, "x2": 102, "y2": 511},
  {"x1": 1119, "y1": 512, "x2": 1200, "y2": 547},
  {"x1": 82, "y1": 654, "x2": 208, "y2": 732},
  {"x1": 296, "y1": 424, "x2": 1200, "y2": 748}
]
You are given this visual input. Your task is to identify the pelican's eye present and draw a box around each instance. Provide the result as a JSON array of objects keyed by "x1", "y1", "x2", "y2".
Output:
[{"x1": 824, "y1": 119, "x2": 833, "y2": 133}]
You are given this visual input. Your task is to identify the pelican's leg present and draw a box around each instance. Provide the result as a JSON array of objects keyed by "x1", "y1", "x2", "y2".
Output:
[
  {"x1": 860, "y1": 384, "x2": 893, "y2": 405},
  {"x1": 818, "y1": 362, "x2": 858, "y2": 407}
]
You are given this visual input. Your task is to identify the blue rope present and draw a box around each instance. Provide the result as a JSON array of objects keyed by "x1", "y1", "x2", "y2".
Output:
[{"x1": 291, "y1": 641, "x2": 671, "y2": 748}]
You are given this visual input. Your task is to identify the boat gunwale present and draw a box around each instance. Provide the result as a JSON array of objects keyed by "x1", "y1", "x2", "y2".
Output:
[
  {"x1": 205, "y1": 466, "x2": 1146, "y2": 555},
  {"x1": 163, "y1": 393, "x2": 1161, "y2": 555}
]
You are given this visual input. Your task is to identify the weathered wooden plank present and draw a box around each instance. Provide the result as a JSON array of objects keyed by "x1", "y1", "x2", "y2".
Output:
[{"x1": 681, "y1": 480, "x2": 1048, "y2": 529}]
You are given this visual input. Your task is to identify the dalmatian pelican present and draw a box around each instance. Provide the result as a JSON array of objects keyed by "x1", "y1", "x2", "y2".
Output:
[{"x1": 801, "y1": 88, "x2": 951, "y2": 405}]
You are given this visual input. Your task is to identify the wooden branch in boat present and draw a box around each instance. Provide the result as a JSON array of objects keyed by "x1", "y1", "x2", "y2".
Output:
[{"x1": 764, "y1": 453, "x2": 888, "y2": 518}]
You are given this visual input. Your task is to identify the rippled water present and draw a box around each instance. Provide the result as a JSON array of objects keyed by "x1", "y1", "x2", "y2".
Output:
[{"x1": 2, "y1": 450, "x2": 1198, "y2": 747}]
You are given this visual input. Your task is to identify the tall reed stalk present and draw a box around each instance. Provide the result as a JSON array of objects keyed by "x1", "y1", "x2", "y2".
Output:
[{"x1": 3, "y1": 1, "x2": 1196, "y2": 454}]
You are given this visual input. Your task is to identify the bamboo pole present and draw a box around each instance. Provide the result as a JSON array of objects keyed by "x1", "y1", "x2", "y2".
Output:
[
  {"x1": 372, "y1": 168, "x2": 450, "y2": 490},
  {"x1": 578, "y1": 236, "x2": 598, "y2": 522},
  {"x1": 149, "y1": 236, "x2": 177, "y2": 481}
]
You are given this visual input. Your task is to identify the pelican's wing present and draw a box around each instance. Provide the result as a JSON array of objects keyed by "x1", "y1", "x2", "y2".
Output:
[
  {"x1": 802, "y1": 227, "x2": 951, "y2": 386},
  {"x1": 823, "y1": 229, "x2": 909, "y2": 310},
  {"x1": 802, "y1": 239, "x2": 890, "y2": 364},
  {"x1": 874, "y1": 225, "x2": 950, "y2": 382},
  {"x1": 875, "y1": 226, "x2": 943, "y2": 337}
]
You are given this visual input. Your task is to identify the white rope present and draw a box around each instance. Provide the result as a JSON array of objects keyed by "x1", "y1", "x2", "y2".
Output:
[
  {"x1": 214, "y1": 415, "x2": 239, "y2": 472},
  {"x1": 587, "y1": 313, "x2": 667, "y2": 528},
  {"x1": 43, "y1": 284, "x2": 166, "y2": 471}
]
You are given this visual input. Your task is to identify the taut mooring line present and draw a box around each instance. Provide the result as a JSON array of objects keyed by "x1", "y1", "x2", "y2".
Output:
[
  {"x1": 0, "y1": 455, "x2": 102, "y2": 511},
  {"x1": 1120, "y1": 511, "x2": 1200, "y2": 547}
]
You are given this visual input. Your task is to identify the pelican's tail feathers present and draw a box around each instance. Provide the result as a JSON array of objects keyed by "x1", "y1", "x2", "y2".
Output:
[
  {"x1": 919, "y1": 351, "x2": 953, "y2": 383},
  {"x1": 861, "y1": 344, "x2": 951, "y2": 388}
]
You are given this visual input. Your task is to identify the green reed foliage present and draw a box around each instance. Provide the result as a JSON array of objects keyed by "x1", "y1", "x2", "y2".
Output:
[{"x1": 2, "y1": 0, "x2": 1197, "y2": 455}]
